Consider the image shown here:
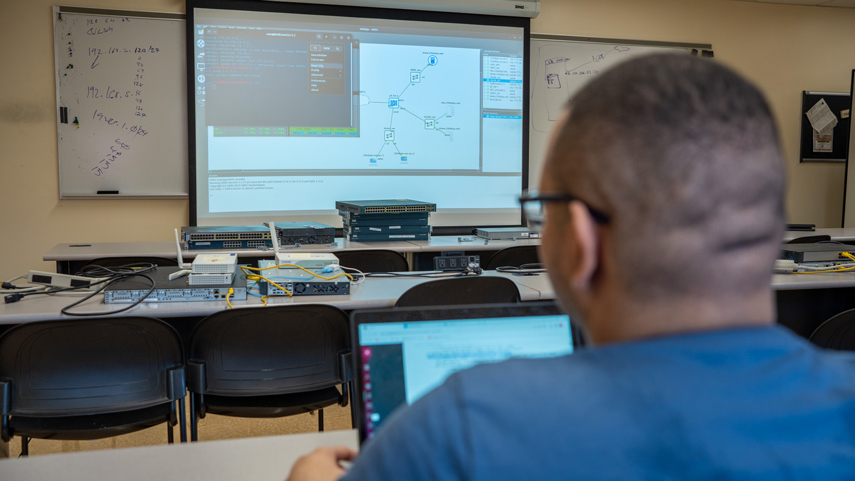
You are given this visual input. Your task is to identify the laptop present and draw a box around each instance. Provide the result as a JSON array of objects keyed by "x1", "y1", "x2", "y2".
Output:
[{"x1": 350, "y1": 302, "x2": 580, "y2": 442}]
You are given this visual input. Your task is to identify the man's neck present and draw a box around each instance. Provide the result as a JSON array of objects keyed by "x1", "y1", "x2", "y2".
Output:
[{"x1": 583, "y1": 289, "x2": 777, "y2": 345}]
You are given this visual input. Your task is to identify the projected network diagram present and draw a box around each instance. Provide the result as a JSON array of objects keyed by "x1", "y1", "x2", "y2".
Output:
[
  {"x1": 205, "y1": 43, "x2": 481, "y2": 172},
  {"x1": 357, "y1": 44, "x2": 480, "y2": 169},
  {"x1": 371, "y1": 56, "x2": 444, "y2": 159}
]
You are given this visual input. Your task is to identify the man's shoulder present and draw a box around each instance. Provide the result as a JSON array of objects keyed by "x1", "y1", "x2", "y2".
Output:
[{"x1": 452, "y1": 325, "x2": 855, "y2": 400}]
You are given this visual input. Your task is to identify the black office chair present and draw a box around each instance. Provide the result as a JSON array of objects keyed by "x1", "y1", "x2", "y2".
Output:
[
  {"x1": 334, "y1": 249, "x2": 408, "y2": 273},
  {"x1": 187, "y1": 304, "x2": 352, "y2": 441},
  {"x1": 395, "y1": 276, "x2": 521, "y2": 308},
  {"x1": 0, "y1": 317, "x2": 187, "y2": 456},
  {"x1": 483, "y1": 246, "x2": 541, "y2": 270},
  {"x1": 809, "y1": 308, "x2": 855, "y2": 350}
]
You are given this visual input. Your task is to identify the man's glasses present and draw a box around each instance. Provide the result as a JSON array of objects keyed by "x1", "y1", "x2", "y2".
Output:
[{"x1": 519, "y1": 189, "x2": 610, "y2": 232}]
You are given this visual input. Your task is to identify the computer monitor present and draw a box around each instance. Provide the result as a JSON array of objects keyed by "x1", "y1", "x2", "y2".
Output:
[{"x1": 187, "y1": 0, "x2": 530, "y2": 232}]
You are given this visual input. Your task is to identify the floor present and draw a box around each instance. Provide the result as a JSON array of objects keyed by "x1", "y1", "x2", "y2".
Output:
[{"x1": 3, "y1": 400, "x2": 353, "y2": 458}]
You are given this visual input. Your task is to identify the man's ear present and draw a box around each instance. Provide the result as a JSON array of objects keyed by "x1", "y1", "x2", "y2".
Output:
[{"x1": 567, "y1": 200, "x2": 599, "y2": 290}]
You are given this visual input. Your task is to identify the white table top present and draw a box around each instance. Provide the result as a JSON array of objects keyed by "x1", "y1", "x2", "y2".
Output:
[
  {"x1": 771, "y1": 271, "x2": 855, "y2": 290},
  {"x1": 783, "y1": 228, "x2": 855, "y2": 242},
  {"x1": 0, "y1": 429, "x2": 357, "y2": 481},
  {"x1": 46, "y1": 228, "x2": 855, "y2": 263},
  {"x1": 407, "y1": 235, "x2": 541, "y2": 251},
  {"x1": 0, "y1": 271, "x2": 549, "y2": 325},
  {"x1": 9, "y1": 268, "x2": 855, "y2": 325},
  {"x1": 43, "y1": 239, "x2": 422, "y2": 262}
]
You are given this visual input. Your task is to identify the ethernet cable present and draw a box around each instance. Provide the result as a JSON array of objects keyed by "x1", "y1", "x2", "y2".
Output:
[{"x1": 786, "y1": 252, "x2": 855, "y2": 274}]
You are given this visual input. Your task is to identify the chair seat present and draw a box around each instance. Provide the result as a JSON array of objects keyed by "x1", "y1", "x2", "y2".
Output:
[
  {"x1": 10, "y1": 403, "x2": 175, "y2": 441},
  {"x1": 203, "y1": 387, "x2": 342, "y2": 418}
]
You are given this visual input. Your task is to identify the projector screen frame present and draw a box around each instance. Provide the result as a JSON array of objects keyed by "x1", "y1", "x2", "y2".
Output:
[{"x1": 186, "y1": 0, "x2": 531, "y2": 235}]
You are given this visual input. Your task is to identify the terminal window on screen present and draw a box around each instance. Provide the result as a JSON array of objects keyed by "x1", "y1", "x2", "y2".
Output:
[
  {"x1": 191, "y1": 8, "x2": 526, "y2": 223},
  {"x1": 358, "y1": 316, "x2": 572, "y2": 439}
]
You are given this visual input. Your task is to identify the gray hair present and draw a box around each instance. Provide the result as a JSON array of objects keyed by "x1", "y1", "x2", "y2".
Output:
[{"x1": 546, "y1": 54, "x2": 786, "y2": 301}]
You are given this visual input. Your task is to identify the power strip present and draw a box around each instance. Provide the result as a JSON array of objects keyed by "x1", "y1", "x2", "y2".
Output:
[
  {"x1": 434, "y1": 255, "x2": 480, "y2": 272},
  {"x1": 27, "y1": 270, "x2": 107, "y2": 290}
]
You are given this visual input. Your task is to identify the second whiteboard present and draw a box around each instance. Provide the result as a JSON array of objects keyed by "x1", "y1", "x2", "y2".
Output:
[{"x1": 529, "y1": 35, "x2": 711, "y2": 185}]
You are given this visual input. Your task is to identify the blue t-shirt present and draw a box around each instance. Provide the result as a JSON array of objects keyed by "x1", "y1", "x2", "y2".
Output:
[{"x1": 342, "y1": 325, "x2": 855, "y2": 480}]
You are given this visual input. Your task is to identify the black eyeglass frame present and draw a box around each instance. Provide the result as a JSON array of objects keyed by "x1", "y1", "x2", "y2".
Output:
[{"x1": 519, "y1": 191, "x2": 610, "y2": 225}]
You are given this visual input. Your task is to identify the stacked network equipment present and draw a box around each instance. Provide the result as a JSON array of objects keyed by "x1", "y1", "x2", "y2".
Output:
[
  {"x1": 336, "y1": 199, "x2": 435, "y2": 242},
  {"x1": 189, "y1": 253, "x2": 239, "y2": 285},
  {"x1": 265, "y1": 221, "x2": 335, "y2": 245}
]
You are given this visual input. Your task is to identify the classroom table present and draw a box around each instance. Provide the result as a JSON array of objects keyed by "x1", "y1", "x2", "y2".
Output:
[
  {"x1": 43, "y1": 236, "x2": 542, "y2": 274},
  {"x1": 4, "y1": 264, "x2": 855, "y2": 337},
  {"x1": 772, "y1": 271, "x2": 855, "y2": 339},
  {"x1": 43, "y1": 239, "x2": 420, "y2": 274},
  {"x1": 0, "y1": 270, "x2": 550, "y2": 326},
  {"x1": 45, "y1": 228, "x2": 850, "y2": 274},
  {"x1": 0, "y1": 429, "x2": 358, "y2": 480},
  {"x1": 494, "y1": 270, "x2": 855, "y2": 339},
  {"x1": 782, "y1": 228, "x2": 855, "y2": 242}
]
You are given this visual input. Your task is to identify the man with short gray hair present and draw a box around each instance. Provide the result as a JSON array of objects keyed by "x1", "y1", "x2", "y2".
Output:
[{"x1": 288, "y1": 54, "x2": 855, "y2": 480}]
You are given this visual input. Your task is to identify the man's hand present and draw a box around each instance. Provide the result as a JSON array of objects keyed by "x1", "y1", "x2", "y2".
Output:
[{"x1": 286, "y1": 446, "x2": 358, "y2": 481}]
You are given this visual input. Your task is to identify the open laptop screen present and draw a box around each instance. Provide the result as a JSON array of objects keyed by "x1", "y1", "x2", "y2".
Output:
[{"x1": 351, "y1": 302, "x2": 575, "y2": 441}]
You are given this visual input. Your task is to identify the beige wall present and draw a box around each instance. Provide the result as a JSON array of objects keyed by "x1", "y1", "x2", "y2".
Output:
[{"x1": 1, "y1": 0, "x2": 854, "y2": 280}]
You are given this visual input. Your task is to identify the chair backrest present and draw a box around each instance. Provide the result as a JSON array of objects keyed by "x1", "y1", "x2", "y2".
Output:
[
  {"x1": 809, "y1": 308, "x2": 855, "y2": 350},
  {"x1": 784, "y1": 235, "x2": 832, "y2": 245},
  {"x1": 395, "y1": 276, "x2": 521, "y2": 308},
  {"x1": 334, "y1": 250, "x2": 408, "y2": 273},
  {"x1": 483, "y1": 246, "x2": 540, "y2": 270},
  {"x1": 0, "y1": 317, "x2": 184, "y2": 418},
  {"x1": 187, "y1": 304, "x2": 351, "y2": 397}
]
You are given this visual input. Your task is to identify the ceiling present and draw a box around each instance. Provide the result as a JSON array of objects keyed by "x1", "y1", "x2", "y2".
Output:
[{"x1": 735, "y1": 0, "x2": 855, "y2": 7}]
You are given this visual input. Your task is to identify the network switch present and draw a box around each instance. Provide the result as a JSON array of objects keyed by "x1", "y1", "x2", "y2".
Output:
[{"x1": 103, "y1": 266, "x2": 247, "y2": 304}]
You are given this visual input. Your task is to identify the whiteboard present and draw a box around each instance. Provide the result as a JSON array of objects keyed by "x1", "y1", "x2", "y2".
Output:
[
  {"x1": 528, "y1": 35, "x2": 712, "y2": 185},
  {"x1": 53, "y1": 6, "x2": 188, "y2": 198}
]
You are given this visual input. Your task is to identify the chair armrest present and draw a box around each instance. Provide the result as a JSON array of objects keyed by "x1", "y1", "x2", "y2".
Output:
[
  {"x1": 339, "y1": 350, "x2": 353, "y2": 382},
  {"x1": 0, "y1": 379, "x2": 9, "y2": 416},
  {"x1": 0, "y1": 379, "x2": 10, "y2": 442},
  {"x1": 186, "y1": 360, "x2": 207, "y2": 394},
  {"x1": 166, "y1": 367, "x2": 186, "y2": 401},
  {"x1": 338, "y1": 351, "x2": 352, "y2": 408}
]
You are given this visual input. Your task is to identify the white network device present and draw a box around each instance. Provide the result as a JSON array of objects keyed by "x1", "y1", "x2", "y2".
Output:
[
  {"x1": 256, "y1": 260, "x2": 350, "y2": 296},
  {"x1": 192, "y1": 253, "x2": 238, "y2": 274},
  {"x1": 275, "y1": 252, "x2": 339, "y2": 269},
  {"x1": 188, "y1": 271, "x2": 237, "y2": 286}
]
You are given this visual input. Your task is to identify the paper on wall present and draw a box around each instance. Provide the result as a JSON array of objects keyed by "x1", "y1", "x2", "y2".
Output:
[
  {"x1": 806, "y1": 98, "x2": 838, "y2": 136},
  {"x1": 813, "y1": 129, "x2": 833, "y2": 153}
]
